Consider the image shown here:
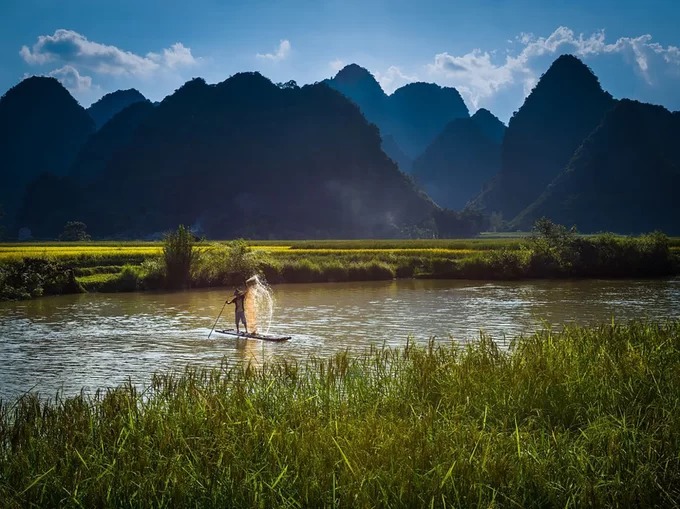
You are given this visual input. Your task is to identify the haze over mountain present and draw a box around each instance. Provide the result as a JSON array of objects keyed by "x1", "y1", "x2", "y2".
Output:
[
  {"x1": 513, "y1": 99, "x2": 680, "y2": 233},
  {"x1": 412, "y1": 109, "x2": 506, "y2": 210},
  {"x1": 18, "y1": 73, "x2": 438, "y2": 239},
  {"x1": 86, "y1": 89, "x2": 148, "y2": 130},
  {"x1": 469, "y1": 55, "x2": 615, "y2": 220},
  {"x1": 0, "y1": 76, "x2": 94, "y2": 224},
  {"x1": 325, "y1": 65, "x2": 469, "y2": 169}
]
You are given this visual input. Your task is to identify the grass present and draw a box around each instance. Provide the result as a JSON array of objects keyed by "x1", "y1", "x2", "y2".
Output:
[{"x1": 1, "y1": 320, "x2": 679, "y2": 507}]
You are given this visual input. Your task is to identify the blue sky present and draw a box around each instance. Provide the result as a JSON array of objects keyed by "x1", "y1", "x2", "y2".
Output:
[{"x1": 2, "y1": 0, "x2": 679, "y2": 122}]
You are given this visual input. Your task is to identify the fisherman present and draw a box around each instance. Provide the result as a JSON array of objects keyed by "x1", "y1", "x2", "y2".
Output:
[{"x1": 226, "y1": 287, "x2": 248, "y2": 334}]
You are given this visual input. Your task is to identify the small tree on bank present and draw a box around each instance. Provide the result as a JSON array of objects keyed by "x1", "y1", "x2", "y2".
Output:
[
  {"x1": 163, "y1": 225, "x2": 195, "y2": 289},
  {"x1": 59, "y1": 221, "x2": 91, "y2": 241}
]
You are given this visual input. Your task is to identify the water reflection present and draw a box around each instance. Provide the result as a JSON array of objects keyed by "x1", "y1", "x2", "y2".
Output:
[{"x1": 1, "y1": 278, "x2": 678, "y2": 399}]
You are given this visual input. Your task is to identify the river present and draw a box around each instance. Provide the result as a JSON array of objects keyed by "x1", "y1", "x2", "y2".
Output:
[{"x1": 1, "y1": 278, "x2": 679, "y2": 400}]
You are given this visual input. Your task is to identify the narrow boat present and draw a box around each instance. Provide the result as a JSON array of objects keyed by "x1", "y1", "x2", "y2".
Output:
[{"x1": 214, "y1": 329, "x2": 291, "y2": 342}]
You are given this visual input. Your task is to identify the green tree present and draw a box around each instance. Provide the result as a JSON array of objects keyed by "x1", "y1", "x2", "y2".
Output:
[
  {"x1": 59, "y1": 221, "x2": 91, "y2": 241},
  {"x1": 163, "y1": 225, "x2": 195, "y2": 289},
  {"x1": 527, "y1": 217, "x2": 579, "y2": 275}
]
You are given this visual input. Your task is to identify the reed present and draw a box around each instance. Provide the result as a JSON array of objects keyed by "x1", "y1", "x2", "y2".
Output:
[{"x1": 1, "y1": 321, "x2": 679, "y2": 507}]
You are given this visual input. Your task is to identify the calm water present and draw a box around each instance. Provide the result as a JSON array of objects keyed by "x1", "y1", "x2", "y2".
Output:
[{"x1": 1, "y1": 278, "x2": 679, "y2": 399}]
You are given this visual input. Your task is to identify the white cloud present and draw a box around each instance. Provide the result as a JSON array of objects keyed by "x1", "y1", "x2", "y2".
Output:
[
  {"x1": 149, "y1": 43, "x2": 197, "y2": 70},
  {"x1": 329, "y1": 59, "x2": 345, "y2": 73},
  {"x1": 49, "y1": 65, "x2": 92, "y2": 92},
  {"x1": 256, "y1": 39, "x2": 291, "y2": 62},
  {"x1": 428, "y1": 26, "x2": 680, "y2": 109},
  {"x1": 20, "y1": 29, "x2": 198, "y2": 77},
  {"x1": 374, "y1": 66, "x2": 418, "y2": 94}
]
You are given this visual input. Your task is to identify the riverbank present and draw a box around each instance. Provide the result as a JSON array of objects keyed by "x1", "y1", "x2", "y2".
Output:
[
  {"x1": 2, "y1": 320, "x2": 679, "y2": 507},
  {"x1": 1, "y1": 228, "x2": 679, "y2": 300}
]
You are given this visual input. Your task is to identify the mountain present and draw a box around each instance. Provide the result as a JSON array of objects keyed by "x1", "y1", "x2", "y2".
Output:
[
  {"x1": 470, "y1": 108, "x2": 506, "y2": 144},
  {"x1": 412, "y1": 109, "x2": 505, "y2": 210},
  {"x1": 325, "y1": 65, "x2": 469, "y2": 168},
  {"x1": 0, "y1": 76, "x2": 94, "y2": 225},
  {"x1": 20, "y1": 74, "x2": 437, "y2": 239},
  {"x1": 71, "y1": 100, "x2": 155, "y2": 182},
  {"x1": 385, "y1": 82, "x2": 471, "y2": 158},
  {"x1": 512, "y1": 100, "x2": 680, "y2": 234},
  {"x1": 326, "y1": 64, "x2": 387, "y2": 126},
  {"x1": 87, "y1": 89, "x2": 148, "y2": 129},
  {"x1": 469, "y1": 55, "x2": 615, "y2": 221}
]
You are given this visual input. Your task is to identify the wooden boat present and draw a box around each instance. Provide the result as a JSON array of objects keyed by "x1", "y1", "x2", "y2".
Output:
[{"x1": 214, "y1": 329, "x2": 291, "y2": 342}]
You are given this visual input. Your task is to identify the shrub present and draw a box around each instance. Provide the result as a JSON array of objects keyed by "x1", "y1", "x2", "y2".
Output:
[
  {"x1": 191, "y1": 240, "x2": 266, "y2": 287},
  {"x1": 163, "y1": 225, "x2": 195, "y2": 289},
  {"x1": 0, "y1": 258, "x2": 83, "y2": 300},
  {"x1": 526, "y1": 218, "x2": 579, "y2": 276},
  {"x1": 58, "y1": 221, "x2": 91, "y2": 241}
]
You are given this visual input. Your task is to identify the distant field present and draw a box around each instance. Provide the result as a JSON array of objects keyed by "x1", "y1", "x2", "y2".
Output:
[
  {"x1": 2, "y1": 237, "x2": 679, "y2": 263},
  {"x1": 0, "y1": 238, "x2": 519, "y2": 262}
]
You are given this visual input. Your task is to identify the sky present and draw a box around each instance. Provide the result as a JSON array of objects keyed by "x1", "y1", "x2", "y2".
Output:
[{"x1": 1, "y1": 0, "x2": 679, "y2": 123}]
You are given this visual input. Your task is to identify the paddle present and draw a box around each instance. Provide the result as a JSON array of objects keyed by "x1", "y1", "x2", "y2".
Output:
[{"x1": 208, "y1": 300, "x2": 228, "y2": 339}]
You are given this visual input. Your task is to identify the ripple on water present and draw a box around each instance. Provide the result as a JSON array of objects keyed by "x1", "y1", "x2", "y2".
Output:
[{"x1": 1, "y1": 278, "x2": 679, "y2": 399}]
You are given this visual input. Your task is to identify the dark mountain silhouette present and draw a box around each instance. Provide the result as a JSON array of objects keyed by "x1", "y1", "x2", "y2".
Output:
[
  {"x1": 512, "y1": 100, "x2": 680, "y2": 233},
  {"x1": 469, "y1": 55, "x2": 615, "y2": 221},
  {"x1": 385, "y1": 82, "x2": 471, "y2": 158},
  {"x1": 0, "y1": 76, "x2": 94, "y2": 225},
  {"x1": 412, "y1": 109, "x2": 505, "y2": 210},
  {"x1": 325, "y1": 65, "x2": 469, "y2": 168},
  {"x1": 327, "y1": 64, "x2": 387, "y2": 125},
  {"x1": 87, "y1": 89, "x2": 148, "y2": 129},
  {"x1": 381, "y1": 134, "x2": 413, "y2": 172},
  {"x1": 71, "y1": 100, "x2": 155, "y2": 182},
  {"x1": 21, "y1": 73, "x2": 437, "y2": 238},
  {"x1": 470, "y1": 108, "x2": 506, "y2": 144}
]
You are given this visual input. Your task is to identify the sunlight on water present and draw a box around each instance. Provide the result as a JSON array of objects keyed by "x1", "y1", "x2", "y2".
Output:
[
  {"x1": 1, "y1": 277, "x2": 678, "y2": 400},
  {"x1": 244, "y1": 274, "x2": 274, "y2": 334}
]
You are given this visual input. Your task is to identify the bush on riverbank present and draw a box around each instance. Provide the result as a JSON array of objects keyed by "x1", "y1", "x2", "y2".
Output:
[
  {"x1": 2, "y1": 321, "x2": 679, "y2": 507},
  {"x1": 0, "y1": 258, "x2": 83, "y2": 300},
  {"x1": 525, "y1": 219, "x2": 674, "y2": 277},
  {"x1": 191, "y1": 239, "x2": 263, "y2": 288},
  {"x1": 163, "y1": 225, "x2": 195, "y2": 289}
]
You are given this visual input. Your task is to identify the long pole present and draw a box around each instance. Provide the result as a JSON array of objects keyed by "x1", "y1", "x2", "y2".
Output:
[{"x1": 208, "y1": 300, "x2": 228, "y2": 339}]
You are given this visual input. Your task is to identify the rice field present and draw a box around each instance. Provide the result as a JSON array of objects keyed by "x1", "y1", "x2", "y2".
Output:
[{"x1": 2, "y1": 237, "x2": 678, "y2": 263}]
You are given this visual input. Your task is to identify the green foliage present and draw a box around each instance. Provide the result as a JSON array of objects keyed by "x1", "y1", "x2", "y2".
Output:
[
  {"x1": 162, "y1": 225, "x2": 195, "y2": 289},
  {"x1": 226, "y1": 238, "x2": 257, "y2": 280},
  {"x1": 459, "y1": 248, "x2": 531, "y2": 279},
  {"x1": 2, "y1": 232, "x2": 678, "y2": 300},
  {"x1": 58, "y1": 221, "x2": 91, "y2": 241},
  {"x1": 0, "y1": 258, "x2": 83, "y2": 300},
  {"x1": 525, "y1": 219, "x2": 675, "y2": 278},
  {"x1": 138, "y1": 256, "x2": 165, "y2": 290},
  {"x1": 527, "y1": 217, "x2": 580, "y2": 275},
  {"x1": 192, "y1": 239, "x2": 262, "y2": 287},
  {"x1": 2, "y1": 321, "x2": 680, "y2": 507}
]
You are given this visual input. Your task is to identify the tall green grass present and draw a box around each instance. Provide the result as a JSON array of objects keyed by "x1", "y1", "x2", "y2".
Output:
[{"x1": 2, "y1": 321, "x2": 680, "y2": 507}]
